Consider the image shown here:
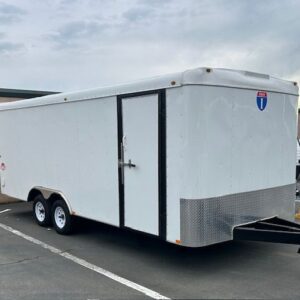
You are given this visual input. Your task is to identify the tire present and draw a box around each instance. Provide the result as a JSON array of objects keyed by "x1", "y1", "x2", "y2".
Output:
[
  {"x1": 33, "y1": 194, "x2": 52, "y2": 227},
  {"x1": 51, "y1": 199, "x2": 73, "y2": 234}
]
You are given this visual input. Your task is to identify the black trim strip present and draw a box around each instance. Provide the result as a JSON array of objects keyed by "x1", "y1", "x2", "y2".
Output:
[
  {"x1": 118, "y1": 89, "x2": 164, "y2": 99},
  {"x1": 158, "y1": 90, "x2": 167, "y2": 240},
  {"x1": 117, "y1": 89, "x2": 167, "y2": 240}
]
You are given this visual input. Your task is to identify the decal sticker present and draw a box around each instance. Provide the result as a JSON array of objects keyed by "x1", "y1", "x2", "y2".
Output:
[{"x1": 256, "y1": 91, "x2": 268, "y2": 111}]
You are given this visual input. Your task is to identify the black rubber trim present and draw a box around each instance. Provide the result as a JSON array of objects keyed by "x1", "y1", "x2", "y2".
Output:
[
  {"x1": 158, "y1": 90, "x2": 167, "y2": 240},
  {"x1": 117, "y1": 96, "x2": 124, "y2": 227}
]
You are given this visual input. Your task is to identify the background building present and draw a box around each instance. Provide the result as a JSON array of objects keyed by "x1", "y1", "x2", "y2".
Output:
[{"x1": 0, "y1": 88, "x2": 59, "y2": 103}]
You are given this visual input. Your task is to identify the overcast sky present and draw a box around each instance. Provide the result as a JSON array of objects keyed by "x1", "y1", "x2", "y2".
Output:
[{"x1": 0, "y1": 0, "x2": 299, "y2": 92}]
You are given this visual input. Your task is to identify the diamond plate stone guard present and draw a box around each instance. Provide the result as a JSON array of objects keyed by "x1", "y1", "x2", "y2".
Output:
[{"x1": 180, "y1": 184, "x2": 295, "y2": 247}]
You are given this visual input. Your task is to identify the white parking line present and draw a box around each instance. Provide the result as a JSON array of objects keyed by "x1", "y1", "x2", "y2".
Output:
[
  {"x1": 0, "y1": 222, "x2": 169, "y2": 300},
  {"x1": 0, "y1": 209, "x2": 11, "y2": 214}
]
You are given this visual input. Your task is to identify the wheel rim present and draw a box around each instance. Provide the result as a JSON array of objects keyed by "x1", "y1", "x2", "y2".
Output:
[
  {"x1": 35, "y1": 201, "x2": 46, "y2": 222},
  {"x1": 54, "y1": 206, "x2": 66, "y2": 229}
]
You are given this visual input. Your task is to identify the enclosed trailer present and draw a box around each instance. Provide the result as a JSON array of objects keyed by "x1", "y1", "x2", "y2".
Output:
[{"x1": 0, "y1": 67, "x2": 299, "y2": 247}]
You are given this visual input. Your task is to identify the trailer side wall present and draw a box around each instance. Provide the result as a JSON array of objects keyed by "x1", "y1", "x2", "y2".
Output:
[{"x1": 0, "y1": 97, "x2": 120, "y2": 226}]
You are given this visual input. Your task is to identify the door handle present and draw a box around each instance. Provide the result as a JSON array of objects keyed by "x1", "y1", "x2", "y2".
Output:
[{"x1": 119, "y1": 159, "x2": 136, "y2": 168}]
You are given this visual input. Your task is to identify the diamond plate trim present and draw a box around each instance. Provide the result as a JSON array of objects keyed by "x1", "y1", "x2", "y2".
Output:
[{"x1": 180, "y1": 184, "x2": 295, "y2": 247}]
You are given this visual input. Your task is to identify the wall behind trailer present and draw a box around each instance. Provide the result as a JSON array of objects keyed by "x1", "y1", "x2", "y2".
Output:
[
  {"x1": 0, "y1": 97, "x2": 23, "y2": 103},
  {"x1": 166, "y1": 85, "x2": 298, "y2": 243},
  {"x1": 0, "y1": 97, "x2": 120, "y2": 226}
]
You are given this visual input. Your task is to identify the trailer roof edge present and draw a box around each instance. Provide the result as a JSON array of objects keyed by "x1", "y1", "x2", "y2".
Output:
[{"x1": 0, "y1": 67, "x2": 298, "y2": 111}]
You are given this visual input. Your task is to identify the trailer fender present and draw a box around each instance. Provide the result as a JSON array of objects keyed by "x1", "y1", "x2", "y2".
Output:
[{"x1": 27, "y1": 187, "x2": 73, "y2": 215}]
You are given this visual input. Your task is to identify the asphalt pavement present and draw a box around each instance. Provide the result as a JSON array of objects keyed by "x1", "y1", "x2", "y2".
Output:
[{"x1": 0, "y1": 201, "x2": 300, "y2": 300}]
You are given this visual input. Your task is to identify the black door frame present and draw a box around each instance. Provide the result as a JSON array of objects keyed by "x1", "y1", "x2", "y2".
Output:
[{"x1": 117, "y1": 89, "x2": 166, "y2": 240}]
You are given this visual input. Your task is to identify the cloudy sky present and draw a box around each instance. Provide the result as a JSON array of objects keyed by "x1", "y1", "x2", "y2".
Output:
[{"x1": 0, "y1": 0, "x2": 299, "y2": 92}]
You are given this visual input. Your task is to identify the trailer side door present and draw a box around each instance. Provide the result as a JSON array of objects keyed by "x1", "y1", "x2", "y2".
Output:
[{"x1": 117, "y1": 90, "x2": 166, "y2": 238}]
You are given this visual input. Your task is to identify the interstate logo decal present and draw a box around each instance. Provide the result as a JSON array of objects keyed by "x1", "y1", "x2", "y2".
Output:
[{"x1": 256, "y1": 91, "x2": 268, "y2": 111}]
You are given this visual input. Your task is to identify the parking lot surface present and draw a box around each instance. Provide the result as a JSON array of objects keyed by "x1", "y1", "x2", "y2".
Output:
[{"x1": 0, "y1": 201, "x2": 300, "y2": 300}]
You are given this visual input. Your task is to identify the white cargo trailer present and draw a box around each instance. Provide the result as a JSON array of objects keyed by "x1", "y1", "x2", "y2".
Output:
[{"x1": 0, "y1": 67, "x2": 299, "y2": 247}]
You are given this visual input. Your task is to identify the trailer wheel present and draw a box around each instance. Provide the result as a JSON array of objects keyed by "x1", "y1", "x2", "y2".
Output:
[
  {"x1": 33, "y1": 194, "x2": 51, "y2": 226},
  {"x1": 51, "y1": 199, "x2": 72, "y2": 234}
]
